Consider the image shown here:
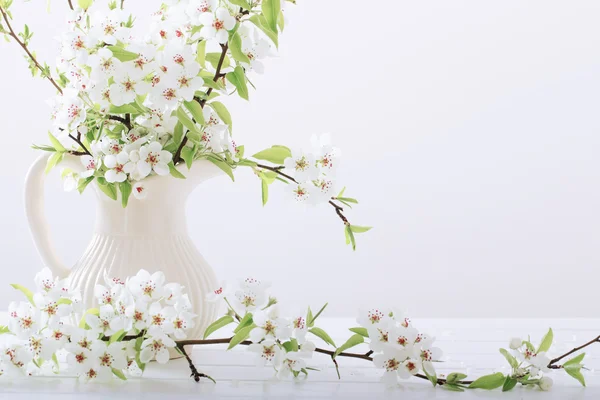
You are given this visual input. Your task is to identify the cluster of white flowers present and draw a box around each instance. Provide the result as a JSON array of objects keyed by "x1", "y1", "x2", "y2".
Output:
[
  {"x1": 356, "y1": 308, "x2": 443, "y2": 386},
  {"x1": 50, "y1": 0, "x2": 282, "y2": 200},
  {"x1": 0, "y1": 268, "x2": 194, "y2": 382},
  {"x1": 207, "y1": 278, "x2": 317, "y2": 379},
  {"x1": 507, "y1": 336, "x2": 554, "y2": 391},
  {"x1": 283, "y1": 134, "x2": 342, "y2": 205}
]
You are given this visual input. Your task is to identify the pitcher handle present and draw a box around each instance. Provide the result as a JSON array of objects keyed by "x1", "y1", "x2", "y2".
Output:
[{"x1": 24, "y1": 153, "x2": 84, "y2": 279}]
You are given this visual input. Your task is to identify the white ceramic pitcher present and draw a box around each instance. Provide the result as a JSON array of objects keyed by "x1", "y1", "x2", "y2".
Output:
[{"x1": 24, "y1": 153, "x2": 221, "y2": 339}]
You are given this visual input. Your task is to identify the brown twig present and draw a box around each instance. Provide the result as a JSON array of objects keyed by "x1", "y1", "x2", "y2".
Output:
[
  {"x1": 68, "y1": 134, "x2": 92, "y2": 156},
  {"x1": 176, "y1": 343, "x2": 215, "y2": 383},
  {"x1": 108, "y1": 115, "x2": 133, "y2": 130},
  {"x1": 0, "y1": 6, "x2": 63, "y2": 94},
  {"x1": 67, "y1": 0, "x2": 74, "y2": 10},
  {"x1": 547, "y1": 335, "x2": 600, "y2": 368},
  {"x1": 173, "y1": 43, "x2": 229, "y2": 164}
]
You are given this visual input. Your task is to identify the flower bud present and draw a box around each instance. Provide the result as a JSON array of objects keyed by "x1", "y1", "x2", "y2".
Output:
[
  {"x1": 539, "y1": 376, "x2": 553, "y2": 391},
  {"x1": 509, "y1": 337, "x2": 522, "y2": 350}
]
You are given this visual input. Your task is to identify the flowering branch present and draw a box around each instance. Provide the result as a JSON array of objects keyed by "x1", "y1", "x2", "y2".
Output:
[
  {"x1": 0, "y1": 5, "x2": 63, "y2": 94},
  {"x1": 67, "y1": 133, "x2": 92, "y2": 156}
]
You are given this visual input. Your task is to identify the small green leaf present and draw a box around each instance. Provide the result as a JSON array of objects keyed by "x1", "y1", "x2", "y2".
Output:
[
  {"x1": 0, "y1": 325, "x2": 10, "y2": 334},
  {"x1": 537, "y1": 328, "x2": 553, "y2": 353},
  {"x1": 112, "y1": 368, "x2": 127, "y2": 380},
  {"x1": 51, "y1": 353, "x2": 60, "y2": 373},
  {"x1": 345, "y1": 225, "x2": 356, "y2": 250},
  {"x1": 109, "y1": 104, "x2": 139, "y2": 114},
  {"x1": 77, "y1": 0, "x2": 93, "y2": 10},
  {"x1": 209, "y1": 101, "x2": 232, "y2": 132},
  {"x1": 173, "y1": 121, "x2": 184, "y2": 146},
  {"x1": 196, "y1": 40, "x2": 207, "y2": 68},
  {"x1": 109, "y1": 329, "x2": 126, "y2": 344},
  {"x1": 181, "y1": 146, "x2": 195, "y2": 169},
  {"x1": 176, "y1": 106, "x2": 199, "y2": 134},
  {"x1": 56, "y1": 298, "x2": 72, "y2": 306},
  {"x1": 334, "y1": 334, "x2": 364, "y2": 357},
  {"x1": 107, "y1": 46, "x2": 138, "y2": 62},
  {"x1": 423, "y1": 364, "x2": 438, "y2": 387},
  {"x1": 204, "y1": 315, "x2": 235, "y2": 339},
  {"x1": 208, "y1": 156, "x2": 235, "y2": 181},
  {"x1": 282, "y1": 338, "x2": 299, "y2": 353},
  {"x1": 262, "y1": 0, "x2": 281, "y2": 33},
  {"x1": 119, "y1": 181, "x2": 132, "y2": 208},
  {"x1": 563, "y1": 353, "x2": 586, "y2": 367},
  {"x1": 565, "y1": 367, "x2": 586, "y2": 387},
  {"x1": 234, "y1": 313, "x2": 254, "y2": 333},
  {"x1": 48, "y1": 131, "x2": 65, "y2": 152},
  {"x1": 261, "y1": 178, "x2": 268, "y2": 206},
  {"x1": 442, "y1": 384, "x2": 464, "y2": 392},
  {"x1": 168, "y1": 163, "x2": 186, "y2": 179},
  {"x1": 206, "y1": 52, "x2": 231, "y2": 70},
  {"x1": 502, "y1": 376, "x2": 518, "y2": 392},
  {"x1": 229, "y1": 31, "x2": 251, "y2": 64},
  {"x1": 446, "y1": 372, "x2": 468, "y2": 384},
  {"x1": 468, "y1": 372, "x2": 505, "y2": 390},
  {"x1": 77, "y1": 176, "x2": 94, "y2": 194},
  {"x1": 226, "y1": 66, "x2": 249, "y2": 100},
  {"x1": 249, "y1": 14, "x2": 278, "y2": 47},
  {"x1": 499, "y1": 348, "x2": 518, "y2": 369},
  {"x1": 184, "y1": 100, "x2": 206, "y2": 126},
  {"x1": 350, "y1": 225, "x2": 372, "y2": 234},
  {"x1": 96, "y1": 178, "x2": 118, "y2": 201},
  {"x1": 228, "y1": 324, "x2": 254, "y2": 349},
  {"x1": 45, "y1": 152, "x2": 64, "y2": 174},
  {"x1": 309, "y1": 327, "x2": 336, "y2": 347},
  {"x1": 252, "y1": 145, "x2": 291, "y2": 164},
  {"x1": 348, "y1": 327, "x2": 368, "y2": 337},
  {"x1": 228, "y1": 0, "x2": 252, "y2": 9},
  {"x1": 10, "y1": 284, "x2": 35, "y2": 305},
  {"x1": 336, "y1": 197, "x2": 358, "y2": 204},
  {"x1": 308, "y1": 303, "x2": 328, "y2": 327}
]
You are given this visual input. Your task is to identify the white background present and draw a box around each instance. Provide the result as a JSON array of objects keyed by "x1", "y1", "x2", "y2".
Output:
[{"x1": 1, "y1": 0, "x2": 599, "y2": 317}]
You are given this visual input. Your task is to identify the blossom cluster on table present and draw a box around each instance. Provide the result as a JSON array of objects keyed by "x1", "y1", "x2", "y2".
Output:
[
  {"x1": 0, "y1": 0, "x2": 368, "y2": 250},
  {"x1": 0, "y1": 268, "x2": 591, "y2": 393}
]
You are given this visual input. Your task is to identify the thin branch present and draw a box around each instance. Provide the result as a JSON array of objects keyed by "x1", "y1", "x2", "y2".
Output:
[
  {"x1": 108, "y1": 115, "x2": 133, "y2": 130},
  {"x1": 67, "y1": 0, "x2": 74, "y2": 10},
  {"x1": 547, "y1": 335, "x2": 600, "y2": 368},
  {"x1": 0, "y1": 6, "x2": 63, "y2": 94},
  {"x1": 176, "y1": 343, "x2": 215, "y2": 383},
  {"x1": 120, "y1": 0, "x2": 125, "y2": 9},
  {"x1": 68, "y1": 134, "x2": 92, "y2": 156},
  {"x1": 173, "y1": 43, "x2": 229, "y2": 164}
]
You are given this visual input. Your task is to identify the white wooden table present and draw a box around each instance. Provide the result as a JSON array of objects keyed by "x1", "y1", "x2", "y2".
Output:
[{"x1": 1, "y1": 317, "x2": 599, "y2": 399}]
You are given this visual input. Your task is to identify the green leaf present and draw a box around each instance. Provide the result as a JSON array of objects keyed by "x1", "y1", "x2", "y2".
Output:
[
  {"x1": 226, "y1": 66, "x2": 249, "y2": 100},
  {"x1": 96, "y1": 178, "x2": 118, "y2": 201},
  {"x1": 309, "y1": 327, "x2": 336, "y2": 347},
  {"x1": 107, "y1": 46, "x2": 139, "y2": 62},
  {"x1": 345, "y1": 225, "x2": 356, "y2": 250},
  {"x1": 537, "y1": 328, "x2": 553, "y2": 353},
  {"x1": 176, "y1": 106, "x2": 199, "y2": 134},
  {"x1": 206, "y1": 52, "x2": 231, "y2": 70},
  {"x1": 262, "y1": 0, "x2": 281, "y2": 33},
  {"x1": 208, "y1": 156, "x2": 235, "y2": 181},
  {"x1": 48, "y1": 131, "x2": 65, "y2": 152},
  {"x1": 252, "y1": 145, "x2": 291, "y2": 164},
  {"x1": 56, "y1": 298, "x2": 72, "y2": 306},
  {"x1": 234, "y1": 313, "x2": 254, "y2": 333},
  {"x1": 10, "y1": 284, "x2": 34, "y2": 305},
  {"x1": 502, "y1": 376, "x2": 518, "y2": 392},
  {"x1": 183, "y1": 100, "x2": 206, "y2": 126},
  {"x1": 77, "y1": 0, "x2": 93, "y2": 10},
  {"x1": 348, "y1": 327, "x2": 368, "y2": 337},
  {"x1": 119, "y1": 181, "x2": 132, "y2": 208},
  {"x1": 565, "y1": 367, "x2": 586, "y2": 386},
  {"x1": 442, "y1": 384, "x2": 464, "y2": 392},
  {"x1": 261, "y1": 178, "x2": 269, "y2": 206},
  {"x1": 282, "y1": 338, "x2": 299, "y2": 353},
  {"x1": 0, "y1": 325, "x2": 9, "y2": 334},
  {"x1": 229, "y1": 0, "x2": 252, "y2": 10},
  {"x1": 228, "y1": 324, "x2": 254, "y2": 349},
  {"x1": 109, "y1": 329, "x2": 126, "y2": 344},
  {"x1": 51, "y1": 353, "x2": 60, "y2": 373},
  {"x1": 209, "y1": 101, "x2": 232, "y2": 132},
  {"x1": 78, "y1": 308, "x2": 100, "y2": 329},
  {"x1": 77, "y1": 176, "x2": 94, "y2": 194},
  {"x1": 308, "y1": 303, "x2": 328, "y2": 327},
  {"x1": 45, "y1": 152, "x2": 64, "y2": 174},
  {"x1": 446, "y1": 372, "x2": 468, "y2": 384},
  {"x1": 423, "y1": 363, "x2": 438, "y2": 387},
  {"x1": 109, "y1": 104, "x2": 139, "y2": 114},
  {"x1": 334, "y1": 334, "x2": 364, "y2": 357},
  {"x1": 336, "y1": 197, "x2": 358, "y2": 204},
  {"x1": 249, "y1": 14, "x2": 278, "y2": 47},
  {"x1": 196, "y1": 40, "x2": 207, "y2": 68},
  {"x1": 204, "y1": 315, "x2": 235, "y2": 339},
  {"x1": 168, "y1": 163, "x2": 186, "y2": 179},
  {"x1": 499, "y1": 348, "x2": 518, "y2": 369},
  {"x1": 564, "y1": 353, "x2": 586, "y2": 367},
  {"x1": 468, "y1": 372, "x2": 506, "y2": 390},
  {"x1": 350, "y1": 225, "x2": 372, "y2": 234},
  {"x1": 229, "y1": 31, "x2": 251, "y2": 64},
  {"x1": 112, "y1": 368, "x2": 127, "y2": 380},
  {"x1": 181, "y1": 146, "x2": 195, "y2": 169}
]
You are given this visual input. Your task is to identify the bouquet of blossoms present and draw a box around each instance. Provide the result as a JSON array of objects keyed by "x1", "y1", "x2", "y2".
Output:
[{"x1": 0, "y1": 0, "x2": 369, "y2": 248}]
